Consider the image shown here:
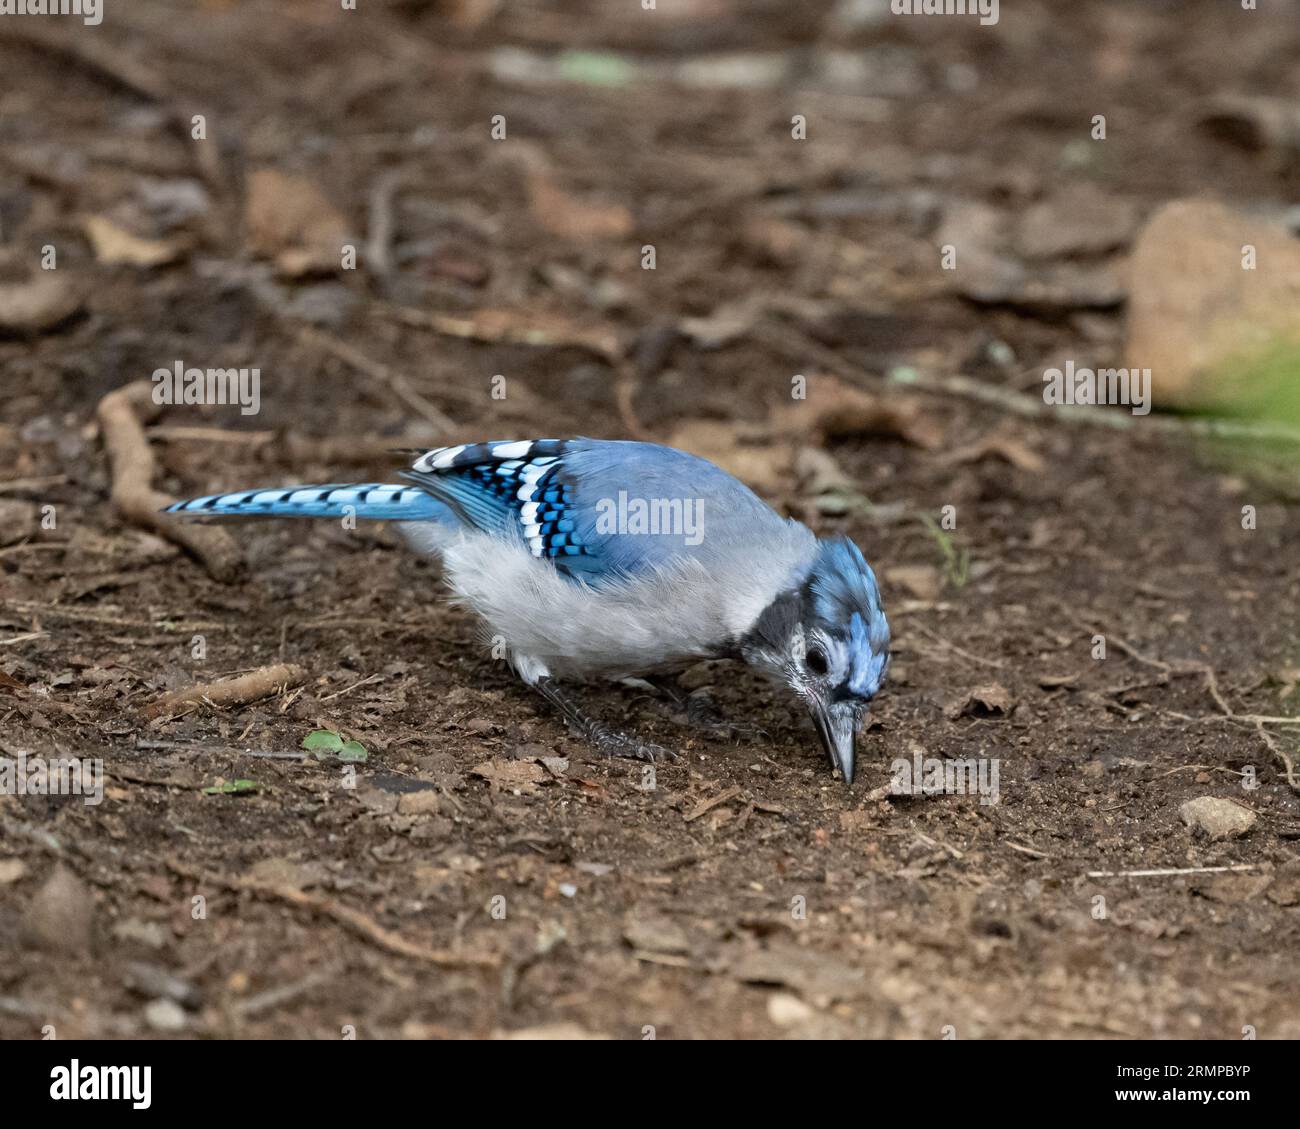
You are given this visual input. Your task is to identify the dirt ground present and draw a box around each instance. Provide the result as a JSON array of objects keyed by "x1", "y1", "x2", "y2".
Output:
[{"x1": 2, "y1": 0, "x2": 1300, "y2": 1040}]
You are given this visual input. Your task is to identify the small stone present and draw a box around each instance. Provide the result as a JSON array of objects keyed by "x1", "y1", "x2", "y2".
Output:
[
  {"x1": 247, "y1": 857, "x2": 323, "y2": 891},
  {"x1": 767, "y1": 992, "x2": 815, "y2": 1027},
  {"x1": 126, "y1": 961, "x2": 201, "y2": 1008},
  {"x1": 1179, "y1": 796, "x2": 1256, "y2": 841},
  {"x1": 498, "y1": 1022, "x2": 610, "y2": 1040},
  {"x1": 1127, "y1": 200, "x2": 1300, "y2": 408},
  {"x1": 575, "y1": 861, "x2": 613, "y2": 877},
  {"x1": 1016, "y1": 184, "x2": 1140, "y2": 259},
  {"x1": 1266, "y1": 869, "x2": 1300, "y2": 907},
  {"x1": 0, "y1": 500, "x2": 38, "y2": 546},
  {"x1": 623, "y1": 913, "x2": 690, "y2": 956},
  {"x1": 143, "y1": 997, "x2": 187, "y2": 1032},
  {"x1": 20, "y1": 865, "x2": 95, "y2": 954},
  {"x1": 112, "y1": 918, "x2": 169, "y2": 950},
  {"x1": 397, "y1": 789, "x2": 441, "y2": 816}
]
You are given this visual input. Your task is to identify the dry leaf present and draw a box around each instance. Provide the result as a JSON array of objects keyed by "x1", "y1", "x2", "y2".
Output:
[
  {"x1": 945, "y1": 433, "x2": 1046, "y2": 473},
  {"x1": 0, "y1": 273, "x2": 83, "y2": 336},
  {"x1": 82, "y1": 215, "x2": 188, "y2": 267},
  {"x1": 667, "y1": 420, "x2": 789, "y2": 493},
  {"x1": 679, "y1": 295, "x2": 767, "y2": 349},
  {"x1": 946, "y1": 683, "x2": 1015, "y2": 719},
  {"x1": 413, "y1": 308, "x2": 621, "y2": 360},
  {"x1": 245, "y1": 168, "x2": 351, "y2": 277},
  {"x1": 526, "y1": 166, "x2": 632, "y2": 242},
  {"x1": 470, "y1": 758, "x2": 548, "y2": 792},
  {"x1": 885, "y1": 564, "x2": 943, "y2": 602},
  {"x1": 772, "y1": 374, "x2": 943, "y2": 449}
]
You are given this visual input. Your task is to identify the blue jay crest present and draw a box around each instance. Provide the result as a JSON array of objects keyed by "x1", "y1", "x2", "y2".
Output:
[{"x1": 804, "y1": 536, "x2": 891, "y2": 701}]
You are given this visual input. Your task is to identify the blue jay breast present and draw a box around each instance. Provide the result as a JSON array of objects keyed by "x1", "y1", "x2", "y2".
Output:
[{"x1": 440, "y1": 534, "x2": 738, "y2": 680}]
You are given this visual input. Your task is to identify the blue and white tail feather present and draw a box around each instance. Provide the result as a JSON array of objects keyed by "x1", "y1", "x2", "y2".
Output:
[
  {"x1": 163, "y1": 437, "x2": 888, "y2": 783},
  {"x1": 165, "y1": 483, "x2": 450, "y2": 522}
]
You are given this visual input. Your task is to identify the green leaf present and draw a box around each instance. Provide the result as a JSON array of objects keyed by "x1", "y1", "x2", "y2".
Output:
[
  {"x1": 302, "y1": 729, "x2": 344, "y2": 752},
  {"x1": 556, "y1": 49, "x2": 636, "y2": 88},
  {"x1": 338, "y1": 740, "x2": 369, "y2": 763},
  {"x1": 202, "y1": 779, "x2": 259, "y2": 795}
]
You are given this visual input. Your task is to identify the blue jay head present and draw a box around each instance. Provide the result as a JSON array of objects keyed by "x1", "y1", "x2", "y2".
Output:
[{"x1": 741, "y1": 536, "x2": 890, "y2": 785}]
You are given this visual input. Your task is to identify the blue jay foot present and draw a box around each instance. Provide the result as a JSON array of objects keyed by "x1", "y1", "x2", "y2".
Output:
[
  {"x1": 681, "y1": 690, "x2": 768, "y2": 742},
  {"x1": 535, "y1": 678, "x2": 680, "y2": 763},
  {"x1": 638, "y1": 677, "x2": 766, "y2": 742}
]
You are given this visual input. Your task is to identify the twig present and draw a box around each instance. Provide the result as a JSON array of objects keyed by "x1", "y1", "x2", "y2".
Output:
[
  {"x1": 146, "y1": 425, "x2": 421, "y2": 466},
  {"x1": 319, "y1": 673, "x2": 383, "y2": 702},
  {"x1": 381, "y1": 304, "x2": 622, "y2": 361},
  {"x1": 365, "y1": 170, "x2": 402, "y2": 283},
  {"x1": 4, "y1": 602, "x2": 232, "y2": 632},
  {"x1": 1079, "y1": 615, "x2": 1300, "y2": 794},
  {"x1": 0, "y1": 22, "x2": 226, "y2": 200},
  {"x1": 145, "y1": 662, "x2": 307, "y2": 718},
  {"x1": 1086, "y1": 864, "x2": 1263, "y2": 879},
  {"x1": 168, "y1": 862, "x2": 498, "y2": 970},
  {"x1": 889, "y1": 369, "x2": 1300, "y2": 446},
  {"x1": 0, "y1": 21, "x2": 170, "y2": 102},
  {"x1": 97, "y1": 381, "x2": 242, "y2": 582},
  {"x1": 1182, "y1": 713, "x2": 1300, "y2": 727},
  {"x1": 0, "y1": 542, "x2": 72, "y2": 558},
  {"x1": 146, "y1": 426, "x2": 275, "y2": 445},
  {"x1": 910, "y1": 624, "x2": 1006, "y2": 670},
  {"x1": 232, "y1": 972, "x2": 334, "y2": 1019},
  {"x1": 615, "y1": 362, "x2": 651, "y2": 441},
  {"x1": 134, "y1": 739, "x2": 312, "y2": 761},
  {"x1": 684, "y1": 785, "x2": 742, "y2": 822},
  {"x1": 1252, "y1": 721, "x2": 1299, "y2": 792},
  {"x1": 297, "y1": 325, "x2": 457, "y2": 435},
  {"x1": 0, "y1": 475, "x2": 68, "y2": 494},
  {"x1": 1006, "y1": 841, "x2": 1053, "y2": 859}
]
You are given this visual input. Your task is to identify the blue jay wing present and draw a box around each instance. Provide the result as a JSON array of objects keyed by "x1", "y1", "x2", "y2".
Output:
[
  {"x1": 401, "y1": 438, "x2": 793, "y2": 589},
  {"x1": 400, "y1": 439, "x2": 576, "y2": 544}
]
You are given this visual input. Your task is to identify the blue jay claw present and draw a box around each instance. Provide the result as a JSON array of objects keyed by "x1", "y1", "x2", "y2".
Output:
[
  {"x1": 682, "y1": 690, "x2": 767, "y2": 742},
  {"x1": 535, "y1": 677, "x2": 680, "y2": 763},
  {"x1": 593, "y1": 731, "x2": 680, "y2": 764}
]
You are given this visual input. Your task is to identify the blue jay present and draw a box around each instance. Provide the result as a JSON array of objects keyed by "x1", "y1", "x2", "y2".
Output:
[{"x1": 167, "y1": 439, "x2": 890, "y2": 783}]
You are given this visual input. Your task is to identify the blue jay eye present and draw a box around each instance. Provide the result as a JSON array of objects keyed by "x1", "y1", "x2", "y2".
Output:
[{"x1": 806, "y1": 647, "x2": 829, "y2": 676}]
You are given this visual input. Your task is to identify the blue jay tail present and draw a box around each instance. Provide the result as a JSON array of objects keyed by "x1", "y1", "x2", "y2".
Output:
[{"x1": 164, "y1": 483, "x2": 451, "y2": 522}]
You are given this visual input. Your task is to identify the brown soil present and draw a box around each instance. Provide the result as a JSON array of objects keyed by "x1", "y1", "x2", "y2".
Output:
[{"x1": 1, "y1": 0, "x2": 1298, "y2": 1039}]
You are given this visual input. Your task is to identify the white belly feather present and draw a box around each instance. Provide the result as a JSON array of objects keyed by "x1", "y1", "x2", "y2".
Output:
[{"x1": 400, "y1": 522, "x2": 814, "y2": 683}]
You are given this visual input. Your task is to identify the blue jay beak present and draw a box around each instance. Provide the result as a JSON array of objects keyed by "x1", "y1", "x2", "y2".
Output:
[{"x1": 810, "y1": 699, "x2": 858, "y2": 785}]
